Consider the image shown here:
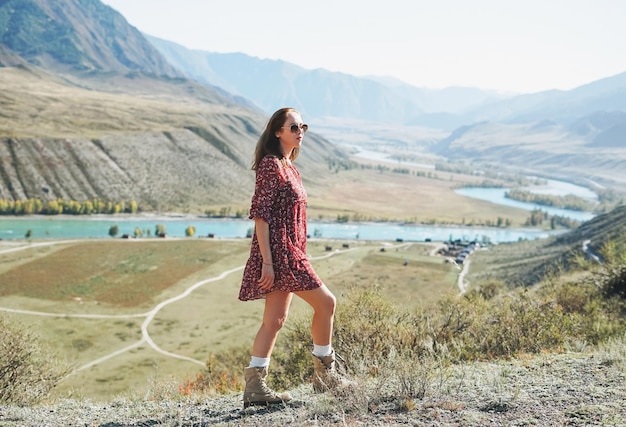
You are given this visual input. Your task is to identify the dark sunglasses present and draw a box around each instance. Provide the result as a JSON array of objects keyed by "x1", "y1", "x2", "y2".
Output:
[{"x1": 281, "y1": 123, "x2": 308, "y2": 133}]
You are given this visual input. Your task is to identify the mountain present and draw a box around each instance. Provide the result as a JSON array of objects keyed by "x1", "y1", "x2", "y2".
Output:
[
  {"x1": 147, "y1": 31, "x2": 626, "y2": 191},
  {"x1": 568, "y1": 111, "x2": 626, "y2": 148},
  {"x1": 146, "y1": 36, "x2": 421, "y2": 123},
  {"x1": 0, "y1": 63, "x2": 345, "y2": 210},
  {"x1": 146, "y1": 35, "x2": 506, "y2": 127},
  {"x1": 148, "y1": 32, "x2": 626, "y2": 128},
  {"x1": 146, "y1": 35, "x2": 626, "y2": 140},
  {"x1": 0, "y1": 0, "x2": 348, "y2": 210},
  {"x1": 0, "y1": 0, "x2": 180, "y2": 77},
  {"x1": 432, "y1": 116, "x2": 626, "y2": 189},
  {"x1": 465, "y1": 72, "x2": 626, "y2": 125},
  {"x1": 1, "y1": 0, "x2": 625, "y2": 211}
]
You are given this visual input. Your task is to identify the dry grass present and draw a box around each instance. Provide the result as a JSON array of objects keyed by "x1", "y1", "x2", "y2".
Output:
[
  {"x1": 306, "y1": 167, "x2": 531, "y2": 225},
  {"x1": 2, "y1": 236, "x2": 626, "y2": 424},
  {"x1": 0, "y1": 238, "x2": 453, "y2": 400},
  {"x1": 0, "y1": 67, "x2": 249, "y2": 139},
  {"x1": 329, "y1": 245, "x2": 458, "y2": 306},
  {"x1": 2, "y1": 345, "x2": 625, "y2": 426},
  {"x1": 0, "y1": 240, "x2": 246, "y2": 307}
]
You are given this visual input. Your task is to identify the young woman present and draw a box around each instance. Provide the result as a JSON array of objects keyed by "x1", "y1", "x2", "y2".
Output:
[{"x1": 239, "y1": 107, "x2": 350, "y2": 407}]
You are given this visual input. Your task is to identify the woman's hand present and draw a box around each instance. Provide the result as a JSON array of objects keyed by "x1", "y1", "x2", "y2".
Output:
[{"x1": 258, "y1": 263, "x2": 275, "y2": 291}]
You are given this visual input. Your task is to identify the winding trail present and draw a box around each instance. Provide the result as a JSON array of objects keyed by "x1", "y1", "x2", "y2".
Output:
[
  {"x1": 457, "y1": 260, "x2": 470, "y2": 295},
  {"x1": 0, "y1": 240, "x2": 362, "y2": 376},
  {"x1": 583, "y1": 239, "x2": 601, "y2": 263},
  {"x1": 0, "y1": 240, "x2": 80, "y2": 254},
  {"x1": 138, "y1": 265, "x2": 245, "y2": 368},
  {"x1": 1, "y1": 241, "x2": 433, "y2": 376}
]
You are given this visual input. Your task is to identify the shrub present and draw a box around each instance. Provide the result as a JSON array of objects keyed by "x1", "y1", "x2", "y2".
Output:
[
  {"x1": 178, "y1": 349, "x2": 248, "y2": 396},
  {"x1": 0, "y1": 316, "x2": 71, "y2": 405},
  {"x1": 593, "y1": 241, "x2": 626, "y2": 299},
  {"x1": 268, "y1": 286, "x2": 449, "y2": 392},
  {"x1": 155, "y1": 224, "x2": 166, "y2": 237},
  {"x1": 602, "y1": 262, "x2": 626, "y2": 298},
  {"x1": 184, "y1": 259, "x2": 626, "y2": 402},
  {"x1": 108, "y1": 224, "x2": 119, "y2": 237}
]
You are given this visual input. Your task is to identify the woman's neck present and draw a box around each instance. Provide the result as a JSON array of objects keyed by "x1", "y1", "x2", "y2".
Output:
[{"x1": 281, "y1": 147, "x2": 293, "y2": 159}]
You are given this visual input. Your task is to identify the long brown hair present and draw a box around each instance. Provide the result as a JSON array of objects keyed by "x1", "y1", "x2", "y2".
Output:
[{"x1": 251, "y1": 107, "x2": 301, "y2": 170}]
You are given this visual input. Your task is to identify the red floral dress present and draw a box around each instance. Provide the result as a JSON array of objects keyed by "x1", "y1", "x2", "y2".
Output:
[{"x1": 239, "y1": 156, "x2": 323, "y2": 301}]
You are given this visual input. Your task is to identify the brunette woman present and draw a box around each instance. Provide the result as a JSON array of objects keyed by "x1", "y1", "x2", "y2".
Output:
[{"x1": 239, "y1": 108, "x2": 350, "y2": 407}]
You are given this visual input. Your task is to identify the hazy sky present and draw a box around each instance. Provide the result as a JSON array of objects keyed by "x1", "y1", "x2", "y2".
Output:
[{"x1": 101, "y1": 0, "x2": 626, "y2": 94}]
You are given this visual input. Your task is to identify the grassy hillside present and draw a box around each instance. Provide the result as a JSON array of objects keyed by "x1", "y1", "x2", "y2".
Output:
[
  {"x1": 0, "y1": 238, "x2": 458, "y2": 400},
  {"x1": 435, "y1": 121, "x2": 626, "y2": 192},
  {"x1": 3, "y1": 205, "x2": 624, "y2": 400},
  {"x1": 0, "y1": 65, "x2": 543, "y2": 224},
  {"x1": 1, "y1": 227, "x2": 625, "y2": 424},
  {"x1": 467, "y1": 205, "x2": 626, "y2": 287},
  {"x1": 0, "y1": 65, "x2": 347, "y2": 211}
]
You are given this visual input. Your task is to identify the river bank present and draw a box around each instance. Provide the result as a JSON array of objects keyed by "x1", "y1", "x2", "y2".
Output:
[{"x1": 0, "y1": 215, "x2": 558, "y2": 243}]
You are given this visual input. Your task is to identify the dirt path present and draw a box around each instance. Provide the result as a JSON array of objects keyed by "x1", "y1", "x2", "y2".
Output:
[
  {"x1": 0, "y1": 241, "x2": 361, "y2": 375},
  {"x1": 1, "y1": 241, "x2": 429, "y2": 375},
  {"x1": 0, "y1": 240, "x2": 79, "y2": 254},
  {"x1": 0, "y1": 267, "x2": 247, "y2": 372},
  {"x1": 457, "y1": 259, "x2": 470, "y2": 294}
]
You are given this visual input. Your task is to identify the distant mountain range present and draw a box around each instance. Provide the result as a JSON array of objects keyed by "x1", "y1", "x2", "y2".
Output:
[
  {"x1": 147, "y1": 35, "x2": 626, "y2": 131},
  {"x1": 146, "y1": 33, "x2": 626, "y2": 191},
  {"x1": 0, "y1": 0, "x2": 625, "y2": 205},
  {"x1": 147, "y1": 35, "x2": 509, "y2": 129}
]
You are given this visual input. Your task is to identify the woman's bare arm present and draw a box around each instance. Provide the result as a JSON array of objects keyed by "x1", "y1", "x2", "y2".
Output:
[{"x1": 255, "y1": 218, "x2": 275, "y2": 290}]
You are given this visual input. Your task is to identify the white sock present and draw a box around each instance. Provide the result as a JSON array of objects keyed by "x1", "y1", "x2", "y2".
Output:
[
  {"x1": 312, "y1": 344, "x2": 332, "y2": 357},
  {"x1": 249, "y1": 356, "x2": 270, "y2": 368}
]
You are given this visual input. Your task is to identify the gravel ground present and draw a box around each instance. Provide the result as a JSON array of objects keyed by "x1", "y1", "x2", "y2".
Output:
[{"x1": 1, "y1": 351, "x2": 624, "y2": 426}]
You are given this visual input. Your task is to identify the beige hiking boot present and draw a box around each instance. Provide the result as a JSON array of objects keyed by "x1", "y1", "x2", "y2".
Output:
[
  {"x1": 243, "y1": 366, "x2": 292, "y2": 408},
  {"x1": 311, "y1": 350, "x2": 355, "y2": 393}
]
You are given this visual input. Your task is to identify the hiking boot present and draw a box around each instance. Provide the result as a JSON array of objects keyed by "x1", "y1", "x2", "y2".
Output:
[
  {"x1": 311, "y1": 350, "x2": 355, "y2": 393},
  {"x1": 243, "y1": 366, "x2": 292, "y2": 408}
]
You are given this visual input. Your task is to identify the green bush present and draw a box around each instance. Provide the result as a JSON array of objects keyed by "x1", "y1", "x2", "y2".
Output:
[
  {"x1": 277, "y1": 265, "x2": 625, "y2": 386},
  {"x1": 0, "y1": 316, "x2": 71, "y2": 405},
  {"x1": 191, "y1": 258, "x2": 626, "y2": 402},
  {"x1": 594, "y1": 241, "x2": 626, "y2": 299},
  {"x1": 108, "y1": 224, "x2": 119, "y2": 237}
]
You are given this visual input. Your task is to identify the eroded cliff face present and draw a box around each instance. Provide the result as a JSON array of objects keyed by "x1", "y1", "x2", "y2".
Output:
[
  {"x1": 0, "y1": 125, "x2": 346, "y2": 211},
  {"x1": 0, "y1": 129, "x2": 256, "y2": 210},
  {"x1": 0, "y1": 64, "x2": 348, "y2": 212}
]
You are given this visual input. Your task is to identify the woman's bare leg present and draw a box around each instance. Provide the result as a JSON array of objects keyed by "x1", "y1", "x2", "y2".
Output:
[
  {"x1": 295, "y1": 285, "x2": 337, "y2": 346},
  {"x1": 251, "y1": 290, "x2": 293, "y2": 357}
]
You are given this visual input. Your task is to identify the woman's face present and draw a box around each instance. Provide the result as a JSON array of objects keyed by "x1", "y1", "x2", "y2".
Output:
[{"x1": 277, "y1": 111, "x2": 307, "y2": 155}]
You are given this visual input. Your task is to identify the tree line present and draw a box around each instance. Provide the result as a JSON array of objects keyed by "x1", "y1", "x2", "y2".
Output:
[
  {"x1": 524, "y1": 209, "x2": 580, "y2": 229},
  {"x1": 505, "y1": 189, "x2": 592, "y2": 211},
  {"x1": 0, "y1": 198, "x2": 139, "y2": 215}
]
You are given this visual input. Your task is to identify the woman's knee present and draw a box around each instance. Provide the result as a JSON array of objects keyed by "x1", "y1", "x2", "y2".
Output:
[
  {"x1": 316, "y1": 289, "x2": 336, "y2": 317},
  {"x1": 326, "y1": 292, "x2": 337, "y2": 314},
  {"x1": 296, "y1": 286, "x2": 337, "y2": 316},
  {"x1": 264, "y1": 313, "x2": 289, "y2": 333}
]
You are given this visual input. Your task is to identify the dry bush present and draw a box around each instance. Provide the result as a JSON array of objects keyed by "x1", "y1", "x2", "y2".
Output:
[
  {"x1": 183, "y1": 258, "x2": 626, "y2": 412},
  {"x1": 0, "y1": 316, "x2": 72, "y2": 405},
  {"x1": 178, "y1": 350, "x2": 248, "y2": 397},
  {"x1": 594, "y1": 241, "x2": 626, "y2": 299}
]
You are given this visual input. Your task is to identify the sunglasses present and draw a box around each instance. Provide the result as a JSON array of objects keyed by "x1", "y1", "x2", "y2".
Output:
[{"x1": 281, "y1": 123, "x2": 308, "y2": 133}]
